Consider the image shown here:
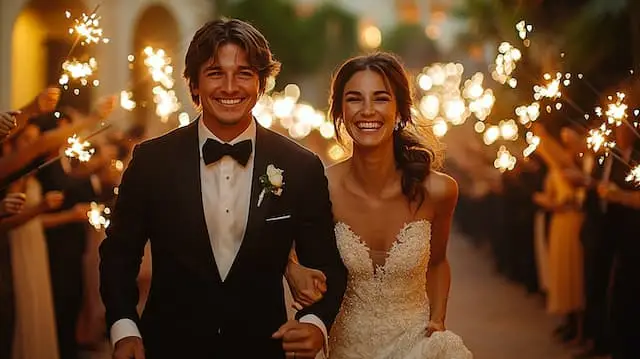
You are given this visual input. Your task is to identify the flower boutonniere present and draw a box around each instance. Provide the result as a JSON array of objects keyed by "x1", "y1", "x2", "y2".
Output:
[{"x1": 257, "y1": 164, "x2": 284, "y2": 207}]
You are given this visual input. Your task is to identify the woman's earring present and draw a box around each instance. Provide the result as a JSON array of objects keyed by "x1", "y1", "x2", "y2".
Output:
[{"x1": 394, "y1": 116, "x2": 402, "y2": 131}]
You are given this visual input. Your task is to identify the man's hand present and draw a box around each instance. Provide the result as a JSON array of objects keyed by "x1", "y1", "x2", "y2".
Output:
[
  {"x1": 272, "y1": 320, "x2": 324, "y2": 358},
  {"x1": 0, "y1": 111, "x2": 18, "y2": 140},
  {"x1": 0, "y1": 193, "x2": 26, "y2": 217},
  {"x1": 113, "y1": 336, "x2": 145, "y2": 359}
]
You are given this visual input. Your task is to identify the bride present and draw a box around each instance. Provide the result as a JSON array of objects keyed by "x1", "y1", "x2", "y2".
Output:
[{"x1": 286, "y1": 52, "x2": 472, "y2": 358}]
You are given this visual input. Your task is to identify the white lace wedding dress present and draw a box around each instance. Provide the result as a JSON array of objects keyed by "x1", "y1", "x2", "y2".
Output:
[{"x1": 329, "y1": 220, "x2": 472, "y2": 359}]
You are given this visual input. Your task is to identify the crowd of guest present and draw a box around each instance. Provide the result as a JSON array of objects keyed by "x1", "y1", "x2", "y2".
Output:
[
  {"x1": 449, "y1": 117, "x2": 640, "y2": 358},
  {"x1": 0, "y1": 87, "x2": 148, "y2": 359}
]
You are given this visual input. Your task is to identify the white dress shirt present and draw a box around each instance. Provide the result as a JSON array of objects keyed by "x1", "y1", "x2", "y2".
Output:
[
  {"x1": 199, "y1": 118, "x2": 256, "y2": 280},
  {"x1": 111, "y1": 118, "x2": 327, "y2": 350}
]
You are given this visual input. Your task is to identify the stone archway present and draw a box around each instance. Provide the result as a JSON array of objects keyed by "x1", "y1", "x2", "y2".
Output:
[{"x1": 10, "y1": 0, "x2": 94, "y2": 112}]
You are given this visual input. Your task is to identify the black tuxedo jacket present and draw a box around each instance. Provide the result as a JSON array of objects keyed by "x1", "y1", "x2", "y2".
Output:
[{"x1": 99, "y1": 120, "x2": 347, "y2": 358}]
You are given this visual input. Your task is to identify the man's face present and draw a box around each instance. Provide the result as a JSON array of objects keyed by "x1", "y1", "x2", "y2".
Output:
[{"x1": 194, "y1": 42, "x2": 260, "y2": 128}]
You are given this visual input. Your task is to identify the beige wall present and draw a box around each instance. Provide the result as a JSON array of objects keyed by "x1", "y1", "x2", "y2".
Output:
[{"x1": 11, "y1": 8, "x2": 47, "y2": 109}]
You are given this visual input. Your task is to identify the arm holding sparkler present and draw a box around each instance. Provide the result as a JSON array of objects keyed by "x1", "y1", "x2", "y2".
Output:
[
  {"x1": 0, "y1": 95, "x2": 115, "y2": 183},
  {"x1": 0, "y1": 111, "x2": 18, "y2": 141},
  {"x1": 0, "y1": 191, "x2": 64, "y2": 233},
  {"x1": 3, "y1": 87, "x2": 61, "y2": 142},
  {"x1": 40, "y1": 202, "x2": 93, "y2": 228},
  {"x1": 597, "y1": 182, "x2": 640, "y2": 209},
  {"x1": 0, "y1": 192, "x2": 27, "y2": 218}
]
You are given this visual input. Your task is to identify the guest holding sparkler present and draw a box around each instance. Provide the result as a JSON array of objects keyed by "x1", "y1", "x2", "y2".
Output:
[{"x1": 594, "y1": 124, "x2": 640, "y2": 359}]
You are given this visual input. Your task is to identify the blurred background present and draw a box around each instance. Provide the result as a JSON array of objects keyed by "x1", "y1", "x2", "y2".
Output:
[{"x1": 2, "y1": 0, "x2": 640, "y2": 358}]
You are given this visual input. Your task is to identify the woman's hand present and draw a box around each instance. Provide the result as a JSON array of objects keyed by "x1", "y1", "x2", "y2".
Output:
[
  {"x1": 0, "y1": 193, "x2": 26, "y2": 217},
  {"x1": 285, "y1": 261, "x2": 327, "y2": 309},
  {"x1": 426, "y1": 320, "x2": 446, "y2": 337}
]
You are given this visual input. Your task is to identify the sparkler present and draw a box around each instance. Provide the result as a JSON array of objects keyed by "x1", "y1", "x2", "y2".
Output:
[
  {"x1": 142, "y1": 46, "x2": 180, "y2": 122},
  {"x1": 533, "y1": 73, "x2": 562, "y2": 101},
  {"x1": 586, "y1": 123, "x2": 615, "y2": 155},
  {"x1": 604, "y1": 92, "x2": 628, "y2": 127},
  {"x1": 87, "y1": 202, "x2": 111, "y2": 230},
  {"x1": 626, "y1": 164, "x2": 640, "y2": 186},
  {"x1": 491, "y1": 42, "x2": 521, "y2": 88},
  {"x1": 59, "y1": 58, "x2": 98, "y2": 86},
  {"x1": 64, "y1": 135, "x2": 95, "y2": 162},
  {"x1": 494, "y1": 146, "x2": 517, "y2": 172},
  {"x1": 120, "y1": 91, "x2": 136, "y2": 111},
  {"x1": 66, "y1": 10, "x2": 109, "y2": 46},
  {"x1": 522, "y1": 132, "x2": 541, "y2": 158}
]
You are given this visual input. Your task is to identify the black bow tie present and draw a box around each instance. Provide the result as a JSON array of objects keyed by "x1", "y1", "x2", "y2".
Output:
[{"x1": 202, "y1": 139, "x2": 252, "y2": 166}]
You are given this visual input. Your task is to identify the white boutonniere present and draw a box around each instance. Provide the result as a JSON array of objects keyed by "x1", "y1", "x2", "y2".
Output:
[{"x1": 257, "y1": 164, "x2": 284, "y2": 207}]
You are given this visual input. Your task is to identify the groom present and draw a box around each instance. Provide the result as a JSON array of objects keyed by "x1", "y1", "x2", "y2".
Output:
[{"x1": 99, "y1": 18, "x2": 347, "y2": 358}]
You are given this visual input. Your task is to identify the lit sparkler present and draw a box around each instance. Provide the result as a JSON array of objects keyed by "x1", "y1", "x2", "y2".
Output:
[
  {"x1": 88, "y1": 202, "x2": 111, "y2": 230},
  {"x1": 586, "y1": 123, "x2": 615, "y2": 154},
  {"x1": 604, "y1": 92, "x2": 628, "y2": 127},
  {"x1": 533, "y1": 73, "x2": 562, "y2": 101},
  {"x1": 523, "y1": 131, "x2": 541, "y2": 157},
  {"x1": 516, "y1": 20, "x2": 533, "y2": 47},
  {"x1": 64, "y1": 135, "x2": 95, "y2": 162},
  {"x1": 66, "y1": 10, "x2": 109, "y2": 45},
  {"x1": 59, "y1": 58, "x2": 98, "y2": 86},
  {"x1": 491, "y1": 42, "x2": 521, "y2": 88},
  {"x1": 143, "y1": 47, "x2": 180, "y2": 121},
  {"x1": 626, "y1": 164, "x2": 640, "y2": 186},
  {"x1": 494, "y1": 146, "x2": 517, "y2": 172},
  {"x1": 120, "y1": 90, "x2": 136, "y2": 111},
  {"x1": 516, "y1": 102, "x2": 541, "y2": 125}
]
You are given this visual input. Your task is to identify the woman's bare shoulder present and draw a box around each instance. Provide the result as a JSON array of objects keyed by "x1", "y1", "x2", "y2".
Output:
[{"x1": 425, "y1": 170, "x2": 458, "y2": 203}]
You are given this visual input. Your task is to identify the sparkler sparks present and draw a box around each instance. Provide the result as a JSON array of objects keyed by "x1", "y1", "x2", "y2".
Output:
[
  {"x1": 494, "y1": 146, "x2": 517, "y2": 172},
  {"x1": 142, "y1": 47, "x2": 180, "y2": 121},
  {"x1": 59, "y1": 58, "x2": 98, "y2": 86},
  {"x1": 66, "y1": 11, "x2": 109, "y2": 45},
  {"x1": 491, "y1": 42, "x2": 521, "y2": 88},
  {"x1": 533, "y1": 73, "x2": 562, "y2": 101},
  {"x1": 120, "y1": 90, "x2": 136, "y2": 111},
  {"x1": 626, "y1": 164, "x2": 640, "y2": 186},
  {"x1": 516, "y1": 102, "x2": 541, "y2": 125},
  {"x1": 64, "y1": 135, "x2": 95, "y2": 162},
  {"x1": 88, "y1": 202, "x2": 111, "y2": 230},
  {"x1": 586, "y1": 124, "x2": 615, "y2": 154},
  {"x1": 604, "y1": 92, "x2": 628, "y2": 126},
  {"x1": 523, "y1": 131, "x2": 541, "y2": 157}
]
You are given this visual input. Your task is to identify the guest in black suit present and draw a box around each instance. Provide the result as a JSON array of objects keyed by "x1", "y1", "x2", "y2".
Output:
[{"x1": 100, "y1": 18, "x2": 347, "y2": 359}]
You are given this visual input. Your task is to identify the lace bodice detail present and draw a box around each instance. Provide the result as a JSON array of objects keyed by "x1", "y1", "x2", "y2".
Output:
[
  {"x1": 329, "y1": 220, "x2": 471, "y2": 359},
  {"x1": 334, "y1": 220, "x2": 431, "y2": 313}
]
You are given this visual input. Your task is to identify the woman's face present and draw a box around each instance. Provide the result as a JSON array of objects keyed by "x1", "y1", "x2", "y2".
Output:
[
  {"x1": 341, "y1": 69, "x2": 397, "y2": 148},
  {"x1": 15, "y1": 124, "x2": 40, "y2": 150}
]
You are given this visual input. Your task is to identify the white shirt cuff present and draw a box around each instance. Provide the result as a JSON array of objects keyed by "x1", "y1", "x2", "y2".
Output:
[
  {"x1": 299, "y1": 314, "x2": 329, "y2": 357},
  {"x1": 110, "y1": 318, "x2": 142, "y2": 348}
]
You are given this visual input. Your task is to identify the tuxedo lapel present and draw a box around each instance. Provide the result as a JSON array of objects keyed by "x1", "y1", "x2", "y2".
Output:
[
  {"x1": 174, "y1": 120, "x2": 222, "y2": 284},
  {"x1": 226, "y1": 123, "x2": 274, "y2": 281}
]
